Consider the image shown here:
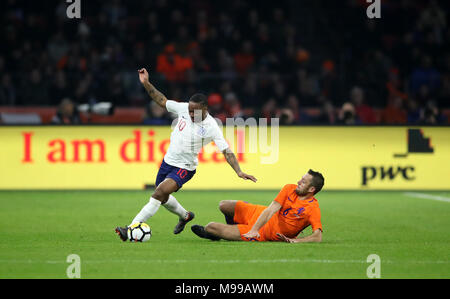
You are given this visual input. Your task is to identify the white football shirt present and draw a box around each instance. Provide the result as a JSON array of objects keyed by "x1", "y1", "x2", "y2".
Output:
[{"x1": 164, "y1": 100, "x2": 229, "y2": 171}]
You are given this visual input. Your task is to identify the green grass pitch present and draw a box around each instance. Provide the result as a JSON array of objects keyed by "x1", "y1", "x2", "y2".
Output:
[{"x1": 0, "y1": 190, "x2": 449, "y2": 279}]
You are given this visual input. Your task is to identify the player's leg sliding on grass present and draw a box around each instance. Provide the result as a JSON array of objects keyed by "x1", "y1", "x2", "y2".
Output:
[
  {"x1": 192, "y1": 170, "x2": 324, "y2": 243},
  {"x1": 190, "y1": 201, "x2": 241, "y2": 241},
  {"x1": 115, "y1": 67, "x2": 257, "y2": 241}
]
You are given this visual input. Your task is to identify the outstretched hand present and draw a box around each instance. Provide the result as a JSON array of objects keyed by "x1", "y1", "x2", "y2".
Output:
[
  {"x1": 243, "y1": 230, "x2": 260, "y2": 239},
  {"x1": 277, "y1": 233, "x2": 295, "y2": 243},
  {"x1": 238, "y1": 172, "x2": 257, "y2": 183}
]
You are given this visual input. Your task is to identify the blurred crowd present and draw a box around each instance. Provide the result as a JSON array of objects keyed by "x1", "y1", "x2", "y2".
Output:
[{"x1": 0, "y1": 0, "x2": 449, "y2": 125}]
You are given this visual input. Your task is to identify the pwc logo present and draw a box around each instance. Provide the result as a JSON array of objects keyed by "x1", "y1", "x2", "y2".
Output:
[{"x1": 362, "y1": 129, "x2": 434, "y2": 186}]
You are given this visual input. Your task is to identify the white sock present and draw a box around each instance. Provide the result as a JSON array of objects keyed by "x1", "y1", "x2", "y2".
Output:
[
  {"x1": 130, "y1": 197, "x2": 161, "y2": 226},
  {"x1": 163, "y1": 194, "x2": 188, "y2": 220}
]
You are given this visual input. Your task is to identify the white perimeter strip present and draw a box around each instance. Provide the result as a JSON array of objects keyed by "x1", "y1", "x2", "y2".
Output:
[
  {"x1": 0, "y1": 259, "x2": 448, "y2": 265},
  {"x1": 403, "y1": 192, "x2": 450, "y2": 203}
]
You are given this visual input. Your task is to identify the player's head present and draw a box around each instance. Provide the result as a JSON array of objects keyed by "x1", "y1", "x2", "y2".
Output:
[
  {"x1": 296, "y1": 169, "x2": 325, "y2": 196},
  {"x1": 188, "y1": 93, "x2": 208, "y2": 123}
]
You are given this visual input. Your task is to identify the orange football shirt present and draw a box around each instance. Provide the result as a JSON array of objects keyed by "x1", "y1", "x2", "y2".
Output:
[{"x1": 236, "y1": 184, "x2": 322, "y2": 241}]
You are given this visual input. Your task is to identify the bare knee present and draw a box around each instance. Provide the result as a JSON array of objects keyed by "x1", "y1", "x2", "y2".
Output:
[
  {"x1": 152, "y1": 188, "x2": 169, "y2": 204},
  {"x1": 152, "y1": 179, "x2": 178, "y2": 204},
  {"x1": 219, "y1": 201, "x2": 228, "y2": 213},
  {"x1": 219, "y1": 200, "x2": 236, "y2": 215}
]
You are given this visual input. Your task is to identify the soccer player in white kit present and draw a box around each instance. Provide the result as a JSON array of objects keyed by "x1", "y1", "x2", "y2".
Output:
[{"x1": 115, "y1": 68, "x2": 257, "y2": 241}]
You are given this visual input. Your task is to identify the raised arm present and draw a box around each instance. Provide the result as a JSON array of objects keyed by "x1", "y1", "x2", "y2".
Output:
[
  {"x1": 138, "y1": 68, "x2": 168, "y2": 109},
  {"x1": 222, "y1": 148, "x2": 257, "y2": 182}
]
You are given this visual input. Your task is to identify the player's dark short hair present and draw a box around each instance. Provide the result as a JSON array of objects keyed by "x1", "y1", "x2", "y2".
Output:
[
  {"x1": 308, "y1": 169, "x2": 324, "y2": 194},
  {"x1": 189, "y1": 93, "x2": 208, "y2": 107}
]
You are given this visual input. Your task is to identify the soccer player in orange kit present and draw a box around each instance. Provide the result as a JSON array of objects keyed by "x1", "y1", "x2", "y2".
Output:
[{"x1": 191, "y1": 169, "x2": 324, "y2": 243}]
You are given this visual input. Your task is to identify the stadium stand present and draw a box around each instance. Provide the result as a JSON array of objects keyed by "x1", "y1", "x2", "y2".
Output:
[{"x1": 0, "y1": 0, "x2": 449, "y2": 125}]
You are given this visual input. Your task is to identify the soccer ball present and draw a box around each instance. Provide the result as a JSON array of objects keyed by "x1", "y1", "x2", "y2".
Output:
[{"x1": 127, "y1": 222, "x2": 152, "y2": 242}]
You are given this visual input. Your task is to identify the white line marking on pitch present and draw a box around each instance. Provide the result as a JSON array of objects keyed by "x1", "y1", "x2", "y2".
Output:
[
  {"x1": 0, "y1": 259, "x2": 449, "y2": 264},
  {"x1": 403, "y1": 192, "x2": 450, "y2": 203}
]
